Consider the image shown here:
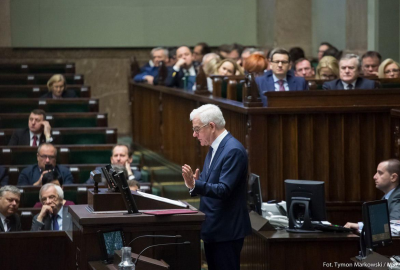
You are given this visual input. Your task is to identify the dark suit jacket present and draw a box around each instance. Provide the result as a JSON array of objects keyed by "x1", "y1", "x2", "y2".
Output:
[
  {"x1": 0, "y1": 213, "x2": 21, "y2": 232},
  {"x1": 17, "y1": 164, "x2": 74, "y2": 186},
  {"x1": 322, "y1": 77, "x2": 376, "y2": 90},
  {"x1": 164, "y1": 65, "x2": 198, "y2": 90},
  {"x1": 8, "y1": 128, "x2": 46, "y2": 146},
  {"x1": 387, "y1": 185, "x2": 400, "y2": 220},
  {"x1": 191, "y1": 133, "x2": 252, "y2": 243},
  {"x1": 31, "y1": 206, "x2": 72, "y2": 231},
  {"x1": 255, "y1": 70, "x2": 308, "y2": 106},
  {"x1": 40, "y1": 89, "x2": 77, "y2": 99},
  {"x1": 0, "y1": 166, "x2": 9, "y2": 186}
]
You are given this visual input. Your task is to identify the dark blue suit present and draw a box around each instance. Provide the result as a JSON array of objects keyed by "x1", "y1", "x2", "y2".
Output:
[
  {"x1": 255, "y1": 70, "x2": 308, "y2": 106},
  {"x1": 191, "y1": 132, "x2": 251, "y2": 270},
  {"x1": 133, "y1": 64, "x2": 159, "y2": 83},
  {"x1": 17, "y1": 164, "x2": 74, "y2": 185},
  {"x1": 322, "y1": 77, "x2": 376, "y2": 90}
]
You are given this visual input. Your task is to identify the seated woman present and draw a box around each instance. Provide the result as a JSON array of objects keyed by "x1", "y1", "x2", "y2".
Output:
[
  {"x1": 214, "y1": 59, "x2": 243, "y2": 76},
  {"x1": 378, "y1": 59, "x2": 400, "y2": 79},
  {"x1": 243, "y1": 54, "x2": 268, "y2": 77},
  {"x1": 33, "y1": 171, "x2": 75, "y2": 208},
  {"x1": 202, "y1": 53, "x2": 221, "y2": 92},
  {"x1": 315, "y1": 56, "x2": 339, "y2": 80},
  {"x1": 41, "y1": 74, "x2": 77, "y2": 99}
]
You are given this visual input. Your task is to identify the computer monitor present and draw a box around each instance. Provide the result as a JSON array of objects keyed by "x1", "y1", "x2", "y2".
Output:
[
  {"x1": 359, "y1": 200, "x2": 392, "y2": 258},
  {"x1": 98, "y1": 228, "x2": 126, "y2": 263},
  {"x1": 285, "y1": 179, "x2": 327, "y2": 232},
  {"x1": 247, "y1": 173, "x2": 262, "y2": 215}
]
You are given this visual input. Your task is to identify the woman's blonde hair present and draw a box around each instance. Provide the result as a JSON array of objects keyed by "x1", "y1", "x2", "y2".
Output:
[
  {"x1": 214, "y1": 59, "x2": 244, "y2": 76},
  {"x1": 47, "y1": 74, "x2": 66, "y2": 92},
  {"x1": 316, "y1": 56, "x2": 339, "y2": 79},
  {"x1": 378, "y1": 58, "x2": 400, "y2": 78}
]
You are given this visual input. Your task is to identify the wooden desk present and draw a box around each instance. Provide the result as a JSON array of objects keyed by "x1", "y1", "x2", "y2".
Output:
[
  {"x1": 69, "y1": 204, "x2": 204, "y2": 270},
  {"x1": 129, "y1": 83, "x2": 400, "y2": 225},
  {"x1": 0, "y1": 231, "x2": 74, "y2": 270},
  {"x1": 240, "y1": 230, "x2": 400, "y2": 270}
]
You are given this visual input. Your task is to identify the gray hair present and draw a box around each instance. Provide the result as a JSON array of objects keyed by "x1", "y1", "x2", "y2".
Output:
[
  {"x1": 190, "y1": 104, "x2": 226, "y2": 129},
  {"x1": 340, "y1": 54, "x2": 361, "y2": 71},
  {"x1": 37, "y1": 143, "x2": 57, "y2": 156},
  {"x1": 242, "y1": 47, "x2": 257, "y2": 55},
  {"x1": 0, "y1": 185, "x2": 21, "y2": 197},
  {"x1": 202, "y1": 53, "x2": 221, "y2": 65},
  {"x1": 151, "y1": 47, "x2": 168, "y2": 58},
  {"x1": 39, "y1": 183, "x2": 64, "y2": 201}
]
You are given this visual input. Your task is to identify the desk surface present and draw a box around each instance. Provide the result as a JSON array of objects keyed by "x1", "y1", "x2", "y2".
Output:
[
  {"x1": 241, "y1": 230, "x2": 400, "y2": 270},
  {"x1": 69, "y1": 204, "x2": 205, "y2": 226},
  {"x1": 256, "y1": 229, "x2": 359, "y2": 242}
]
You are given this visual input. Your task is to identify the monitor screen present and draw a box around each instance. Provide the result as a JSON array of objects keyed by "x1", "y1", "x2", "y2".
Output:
[
  {"x1": 248, "y1": 173, "x2": 262, "y2": 215},
  {"x1": 98, "y1": 229, "x2": 126, "y2": 263},
  {"x1": 285, "y1": 179, "x2": 326, "y2": 232},
  {"x1": 362, "y1": 200, "x2": 392, "y2": 251}
]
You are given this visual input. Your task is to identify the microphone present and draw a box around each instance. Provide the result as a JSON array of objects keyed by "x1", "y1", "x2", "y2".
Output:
[
  {"x1": 127, "y1": 234, "x2": 182, "y2": 247},
  {"x1": 134, "y1": 241, "x2": 190, "y2": 266}
]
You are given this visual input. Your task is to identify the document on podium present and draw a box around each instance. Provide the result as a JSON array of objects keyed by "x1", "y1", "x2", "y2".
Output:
[{"x1": 136, "y1": 191, "x2": 188, "y2": 208}]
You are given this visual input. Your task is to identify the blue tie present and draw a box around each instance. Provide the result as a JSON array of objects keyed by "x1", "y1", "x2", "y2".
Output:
[
  {"x1": 204, "y1": 147, "x2": 213, "y2": 174},
  {"x1": 52, "y1": 214, "x2": 59, "y2": 231}
]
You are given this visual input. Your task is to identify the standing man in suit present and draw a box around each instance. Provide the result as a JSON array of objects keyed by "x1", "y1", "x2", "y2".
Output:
[
  {"x1": 165, "y1": 46, "x2": 197, "y2": 90},
  {"x1": 255, "y1": 48, "x2": 309, "y2": 106},
  {"x1": 182, "y1": 104, "x2": 251, "y2": 270},
  {"x1": 17, "y1": 143, "x2": 73, "y2": 186},
  {"x1": 31, "y1": 183, "x2": 72, "y2": 231},
  {"x1": 322, "y1": 54, "x2": 376, "y2": 90},
  {"x1": 345, "y1": 159, "x2": 400, "y2": 230},
  {"x1": 8, "y1": 109, "x2": 52, "y2": 146},
  {"x1": 0, "y1": 185, "x2": 21, "y2": 232}
]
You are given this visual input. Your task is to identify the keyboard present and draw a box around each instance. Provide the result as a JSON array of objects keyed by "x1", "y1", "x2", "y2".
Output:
[{"x1": 313, "y1": 223, "x2": 353, "y2": 233}]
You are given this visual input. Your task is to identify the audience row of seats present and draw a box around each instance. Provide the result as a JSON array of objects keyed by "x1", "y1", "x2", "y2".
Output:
[
  {"x1": 0, "y1": 63, "x2": 76, "y2": 74},
  {"x1": 0, "y1": 112, "x2": 108, "y2": 128},
  {"x1": 0, "y1": 73, "x2": 84, "y2": 85},
  {"x1": 0, "y1": 62, "x2": 149, "y2": 194},
  {"x1": 0, "y1": 127, "x2": 117, "y2": 145},
  {"x1": 0, "y1": 85, "x2": 91, "y2": 98}
]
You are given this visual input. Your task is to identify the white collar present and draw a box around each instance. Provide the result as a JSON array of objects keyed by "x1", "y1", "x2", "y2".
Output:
[{"x1": 211, "y1": 130, "x2": 228, "y2": 152}]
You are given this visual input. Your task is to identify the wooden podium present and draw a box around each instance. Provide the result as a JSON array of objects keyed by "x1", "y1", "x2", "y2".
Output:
[{"x1": 69, "y1": 190, "x2": 205, "y2": 270}]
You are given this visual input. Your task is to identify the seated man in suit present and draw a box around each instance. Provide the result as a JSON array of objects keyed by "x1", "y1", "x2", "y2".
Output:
[
  {"x1": 165, "y1": 46, "x2": 197, "y2": 90},
  {"x1": 322, "y1": 54, "x2": 376, "y2": 90},
  {"x1": 345, "y1": 159, "x2": 400, "y2": 230},
  {"x1": 361, "y1": 51, "x2": 381, "y2": 77},
  {"x1": 86, "y1": 144, "x2": 141, "y2": 184},
  {"x1": 294, "y1": 58, "x2": 315, "y2": 78},
  {"x1": 133, "y1": 47, "x2": 169, "y2": 85},
  {"x1": 0, "y1": 185, "x2": 21, "y2": 232},
  {"x1": 255, "y1": 48, "x2": 309, "y2": 106},
  {"x1": 193, "y1": 42, "x2": 211, "y2": 66},
  {"x1": 17, "y1": 143, "x2": 73, "y2": 186},
  {"x1": 31, "y1": 183, "x2": 72, "y2": 231},
  {"x1": 8, "y1": 109, "x2": 53, "y2": 146}
]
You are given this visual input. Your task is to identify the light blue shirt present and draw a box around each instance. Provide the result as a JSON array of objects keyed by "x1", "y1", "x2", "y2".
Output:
[{"x1": 273, "y1": 74, "x2": 289, "y2": 91}]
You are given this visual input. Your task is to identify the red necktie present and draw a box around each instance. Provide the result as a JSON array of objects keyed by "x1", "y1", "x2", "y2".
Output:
[
  {"x1": 278, "y1": 80, "x2": 285, "y2": 91},
  {"x1": 32, "y1": 136, "x2": 37, "y2": 147}
]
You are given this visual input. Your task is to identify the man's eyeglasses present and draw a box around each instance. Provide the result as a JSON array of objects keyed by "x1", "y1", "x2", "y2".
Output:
[
  {"x1": 192, "y1": 123, "x2": 209, "y2": 134},
  {"x1": 384, "y1": 69, "x2": 400, "y2": 74},
  {"x1": 271, "y1": 60, "x2": 290, "y2": 65},
  {"x1": 37, "y1": 154, "x2": 56, "y2": 160}
]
